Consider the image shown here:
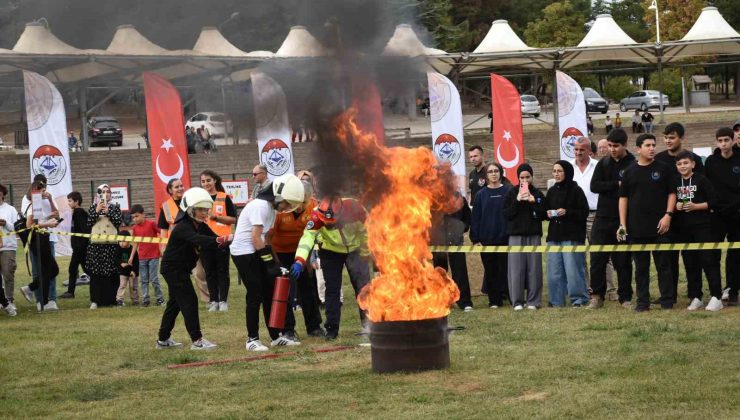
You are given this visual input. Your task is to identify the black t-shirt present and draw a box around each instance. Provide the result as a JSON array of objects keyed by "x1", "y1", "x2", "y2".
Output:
[
  {"x1": 619, "y1": 160, "x2": 674, "y2": 238},
  {"x1": 468, "y1": 166, "x2": 487, "y2": 200},
  {"x1": 211, "y1": 194, "x2": 237, "y2": 217},
  {"x1": 641, "y1": 112, "x2": 654, "y2": 123},
  {"x1": 157, "y1": 198, "x2": 182, "y2": 230},
  {"x1": 672, "y1": 173, "x2": 715, "y2": 230},
  {"x1": 655, "y1": 150, "x2": 705, "y2": 178}
]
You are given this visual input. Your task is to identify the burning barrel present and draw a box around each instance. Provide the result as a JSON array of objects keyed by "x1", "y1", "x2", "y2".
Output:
[{"x1": 369, "y1": 316, "x2": 450, "y2": 373}]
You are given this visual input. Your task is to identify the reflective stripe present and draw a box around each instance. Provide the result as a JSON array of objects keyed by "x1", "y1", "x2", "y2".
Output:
[
  {"x1": 162, "y1": 199, "x2": 180, "y2": 233},
  {"x1": 206, "y1": 191, "x2": 232, "y2": 236}
]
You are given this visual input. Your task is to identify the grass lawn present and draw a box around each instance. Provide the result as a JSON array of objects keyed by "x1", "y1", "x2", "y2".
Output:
[{"x1": 2, "y1": 249, "x2": 740, "y2": 419}]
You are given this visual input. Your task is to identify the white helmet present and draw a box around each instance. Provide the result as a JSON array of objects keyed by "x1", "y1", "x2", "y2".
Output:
[
  {"x1": 272, "y1": 174, "x2": 305, "y2": 212},
  {"x1": 180, "y1": 187, "x2": 213, "y2": 212}
]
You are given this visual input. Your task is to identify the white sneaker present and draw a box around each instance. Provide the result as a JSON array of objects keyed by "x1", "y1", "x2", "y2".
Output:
[
  {"x1": 20, "y1": 286, "x2": 34, "y2": 303},
  {"x1": 721, "y1": 287, "x2": 730, "y2": 301},
  {"x1": 90, "y1": 302, "x2": 98, "y2": 310},
  {"x1": 463, "y1": 306, "x2": 473, "y2": 312},
  {"x1": 246, "y1": 338, "x2": 269, "y2": 352},
  {"x1": 207, "y1": 301, "x2": 219, "y2": 312},
  {"x1": 687, "y1": 298, "x2": 704, "y2": 311},
  {"x1": 489, "y1": 305, "x2": 499, "y2": 309},
  {"x1": 218, "y1": 301, "x2": 228, "y2": 312},
  {"x1": 156, "y1": 338, "x2": 184, "y2": 349},
  {"x1": 513, "y1": 305, "x2": 524, "y2": 311},
  {"x1": 526, "y1": 305, "x2": 538, "y2": 310},
  {"x1": 44, "y1": 301, "x2": 59, "y2": 311},
  {"x1": 271, "y1": 333, "x2": 300, "y2": 347},
  {"x1": 3, "y1": 302, "x2": 17, "y2": 316},
  {"x1": 191, "y1": 337, "x2": 217, "y2": 350},
  {"x1": 705, "y1": 296, "x2": 723, "y2": 312}
]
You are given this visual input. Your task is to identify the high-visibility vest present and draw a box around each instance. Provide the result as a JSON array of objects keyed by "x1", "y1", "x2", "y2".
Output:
[
  {"x1": 206, "y1": 191, "x2": 232, "y2": 236},
  {"x1": 161, "y1": 198, "x2": 180, "y2": 238}
]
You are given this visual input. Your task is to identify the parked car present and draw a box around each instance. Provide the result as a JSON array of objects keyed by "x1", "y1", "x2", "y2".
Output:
[
  {"x1": 520, "y1": 95, "x2": 541, "y2": 118},
  {"x1": 185, "y1": 112, "x2": 232, "y2": 139},
  {"x1": 88, "y1": 116, "x2": 123, "y2": 147},
  {"x1": 619, "y1": 90, "x2": 669, "y2": 112},
  {"x1": 583, "y1": 88, "x2": 608, "y2": 114}
]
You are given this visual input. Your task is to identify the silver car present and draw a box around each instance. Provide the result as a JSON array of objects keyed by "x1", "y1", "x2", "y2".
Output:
[
  {"x1": 619, "y1": 90, "x2": 669, "y2": 112},
  {"x1": 520, "y1": 95, "x2": 541, "y2": 118}
]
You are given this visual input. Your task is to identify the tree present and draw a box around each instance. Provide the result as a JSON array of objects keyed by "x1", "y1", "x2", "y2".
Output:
[
  {"x1": 714, "y1": 0, "x2": 740, "y2": 33},
  {"x1": 604, "y1": 76, "x2": 635, "y2": 103},
  {"x1": 523, "y1": 1, "x2": 587, "y2": 48},
  {"x1": 643, "y1": 0, "x2": 705, "y2": 42},
  {"x1": 611, "y1": 0, "x2": 649, "y2": 43},
  {"x1": 418, "y1": 0, "x2": 474, "y2": 51}
]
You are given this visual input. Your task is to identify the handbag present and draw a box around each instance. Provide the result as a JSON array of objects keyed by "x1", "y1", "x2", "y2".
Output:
[{"x1": 14, "y1": 206, "x2": 30, "y2": 247}]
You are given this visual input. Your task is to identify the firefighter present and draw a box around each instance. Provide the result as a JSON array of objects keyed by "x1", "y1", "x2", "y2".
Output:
[
  {"x1": 156, "y1": 187, "x2": 232, "y2": 350},
  {"x1": 290, "y1": 194, "x2": 371, "y2": 341}
]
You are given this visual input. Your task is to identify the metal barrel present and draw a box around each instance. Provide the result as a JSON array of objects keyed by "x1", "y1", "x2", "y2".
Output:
[{"x1": 368, "y1": 316, "x2": 450, "y2": 373}]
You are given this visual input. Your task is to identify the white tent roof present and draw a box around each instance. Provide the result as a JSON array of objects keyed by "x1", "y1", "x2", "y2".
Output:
[
  {"x1": 663, "y1": 7, "x2": 740, "y2": 63},
  {"x1": 462, "y1": 20, "x2": 555, "y2": 71},
  {"x1": 193, "y1": 27, "x2": 249, "y2": 57},
  {"x1": 275, "y1": 26, "x2": 327, "y2": 57},
  {"x1": 473, "y1": 20, "x2": 532, "y2": 53},
  {"x1": 13, "y1": 22, "x2": 95, "y2": 55},
  {"x1": 560, "y1": 14, "x2": 655, "y2": 68},
  {"x1": 107, "y1": 25, "x2": 168, "y2": 55},
  {"x1": 381, "y1": 24, "x2": 453, "y2": 74}
]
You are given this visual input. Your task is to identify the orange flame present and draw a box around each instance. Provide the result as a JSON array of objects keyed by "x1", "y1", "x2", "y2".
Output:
[{"x1": 334, "y1": 107, "x2": 460, "y2": 322}]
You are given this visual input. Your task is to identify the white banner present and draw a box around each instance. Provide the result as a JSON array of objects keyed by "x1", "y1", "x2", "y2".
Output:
[
  {"x1": 24, "y1": 71, "x2": 72, "y2": 256},
  {"x1": 251, "y1": 72, "x2": 295, "y2": 180},
  {"x1": 556, "y1": 70, "x2": 588, "y2": 161},
  {"x1": 427, "y1": 72, "x2": 466, "y2": 196},
  {"x1": 109, "y1": 185, "x2": 130, "y2": 212},
  {"x1": 223, "y1": 180, "x2": 250, "y2": 206}
]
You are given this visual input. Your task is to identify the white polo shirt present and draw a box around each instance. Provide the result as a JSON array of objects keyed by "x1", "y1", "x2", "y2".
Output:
[
  {"x1": 230, "y1": 199, "x2": 275, "y2": 256},
  {"x1": 570, "y1": 158, "x2": 599, "y2": 211}
]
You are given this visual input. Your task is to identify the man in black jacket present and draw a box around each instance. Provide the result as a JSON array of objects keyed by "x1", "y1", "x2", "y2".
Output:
[
  {"x1": 705, "y1": 127, "x2": 740, "y2": 306},
  {"x1": 587, "y1": 129, "x2": 635, "y2": 309},
  {"x1": 61, "y1": 192, "x2": 89, "y2": 299}
]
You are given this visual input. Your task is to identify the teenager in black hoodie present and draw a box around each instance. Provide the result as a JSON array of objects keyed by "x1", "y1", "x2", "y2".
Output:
[
  {"x1": 503, "y1": 163, "x2": 546, "y2": 309},
  {"x1": 587, "y1": 129, "x2": 635, "y2": 309},
  {"x1": 704, "y1": 126, "x2": 740, "y2": 306},
  {"x1": 545, "y1": 160, "x2": 589, "y2": 307}
]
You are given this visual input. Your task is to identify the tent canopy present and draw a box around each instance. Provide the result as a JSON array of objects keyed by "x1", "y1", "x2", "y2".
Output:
[{"x1": 662, "y1": 7, "x2": 740, "y2": 63}]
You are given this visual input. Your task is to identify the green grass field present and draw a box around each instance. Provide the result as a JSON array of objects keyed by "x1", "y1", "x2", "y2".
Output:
[{"x1": 2, "y1": 250, "x2": 740, "y2": 419}]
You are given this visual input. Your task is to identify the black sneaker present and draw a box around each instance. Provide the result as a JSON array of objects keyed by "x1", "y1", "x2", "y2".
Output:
[
  {"x1": 307, "y1": 327, "x2": 326, "y2": 338},
  {"x1": 728, "y1": 296, "x2": 738, "y2": 307},
  {"x1": 634, "y1": 305, "x2": 650, "y2": 312},
  {"x1": 156, "y1": 298, "x2": 165, "y2": 306},
  {"x1": 60, "y1": 292, "x2": 74, "y2": 299},
  {"x1": 325, "y1": 330, "x2": 338, "y2": 341},
  {"x1": 142, "y1": 301, "x2": 150, "y2": 307},
  {"x1": 116, "y1": 300, "x2": 124, "y2": 307}
]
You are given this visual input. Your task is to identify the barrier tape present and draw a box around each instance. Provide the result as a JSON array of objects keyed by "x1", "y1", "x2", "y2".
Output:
[
  {"x1": 430, "y1": 242, "x2": 740, "y2": 253},
  {"x1": 1, "y1": 227, "x2": 168, "y2": 244}
]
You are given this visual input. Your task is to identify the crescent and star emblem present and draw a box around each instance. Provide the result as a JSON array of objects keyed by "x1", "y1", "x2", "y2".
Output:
[
  {"x1": 496, "y1": 130, "x2": 520, "y2": 169},
  {"x1": 155, "y1": 138, "x2": 184, "y2": 183}
]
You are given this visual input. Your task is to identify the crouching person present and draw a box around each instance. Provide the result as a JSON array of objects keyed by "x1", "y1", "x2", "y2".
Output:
[{"x1": 156, "y1": 187, "x2": 232, "y2": 350}]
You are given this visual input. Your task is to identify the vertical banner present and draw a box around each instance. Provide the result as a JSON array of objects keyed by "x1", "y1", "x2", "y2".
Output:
[
  {"x1": 351, "y1": 75, "x2": 385, "y2": 145},
  {"x1": 251, "y1": 72, "x2": 295, "y2": 180},
  {"x1": 490, "y1": 73, "x2": 525, "y2": 183},
  {"x1": 23, "y1": 71, "x2": 73, "y2": 256},
  {"x1": 428, "y1": 72, "x2": 466, "y2": 196},
  {"x1": 556, "y1": 70, "x2": 588, "y2": 160},
  {"x1": 143, "y1": 72, "x2": 192, "y2": 217}
]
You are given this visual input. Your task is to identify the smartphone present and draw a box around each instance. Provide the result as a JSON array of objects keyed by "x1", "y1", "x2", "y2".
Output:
[
  {"x1": 519, "y1": 180, "x2": 529, "y2": 194},
  {"x1": 548, "y1": 210, "x2": 558, "y2": 218}
]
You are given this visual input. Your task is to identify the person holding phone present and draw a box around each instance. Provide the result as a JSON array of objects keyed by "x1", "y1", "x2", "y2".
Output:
[{"x1": 86, "y1": 184, "x2": 122, "y2": 309}]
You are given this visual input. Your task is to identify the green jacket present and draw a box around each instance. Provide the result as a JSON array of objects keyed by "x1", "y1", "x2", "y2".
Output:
[{"x1": 295, "y1": 199, "x2": 369, "y2": 262}]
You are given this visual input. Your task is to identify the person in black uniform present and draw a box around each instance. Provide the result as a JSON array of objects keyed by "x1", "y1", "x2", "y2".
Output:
[{"x1": 156, "y1": 187, "x2": 232, "y2": 351}]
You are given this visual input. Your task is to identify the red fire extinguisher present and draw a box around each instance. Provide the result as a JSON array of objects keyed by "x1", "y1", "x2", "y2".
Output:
[{"x1": 268, "y1": 275, "x2": 291, "y2": 329}]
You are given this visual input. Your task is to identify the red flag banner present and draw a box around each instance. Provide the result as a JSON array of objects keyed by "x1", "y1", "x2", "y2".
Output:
[
  {"x1": 490, "y1": 73, "x2": 525, "y2": 183},
  {"x1": 143, "y1": 72, "x2": 191, "y2": 217},
  {"x1": 351, "y1": 75, "x2": 385, "y2": 145}
]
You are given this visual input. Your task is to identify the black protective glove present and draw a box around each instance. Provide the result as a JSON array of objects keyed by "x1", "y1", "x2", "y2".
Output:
[{"x1": 256, "y1": 246, "x2": 282, "y2": 279}]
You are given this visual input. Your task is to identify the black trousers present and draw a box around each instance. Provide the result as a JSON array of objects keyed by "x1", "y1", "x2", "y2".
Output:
[
  {"x1": 201, "y1": 249, "x2": 230, "y2": 302},
  {"x1": 232, "y1": 253, "x2": 292, "y2": 341},
  {"x1": 67, "y1": 246, "x2": 88, "y2": 295},
  {"x1": 480, "y1": 252, "x2": 509, "y2": 306},
  {"x1": 158, "y1": 270, "x2": 202, "y2": 342},
  {"x1": 675, "y1": 227, "x2": 722, "y2": 300},
  {"x1": 589, "y1": 218, "x2": 633, "y2": 302},
  {"x1": 90, "y1": 273, "x2": 118, "y2": 306},
  {"x1": 631, "y1": 235, "x2": 674, "y2": 309},
  {"x1": 433, "y1": 252, "x2": 472, "y2": 308},
  {"x1": 319, "y1": 249, "x2": 369, "y2": 335},
  {"x1": 0, "y1": 279, "x2": 8, "y2": 307},
  {"x1": 713, "y1": 213, "x2": 740, "y2": 300},
  {"x1": 277, "y1": 252, "x2": 322, "y2": 334},
  {"x1": 28, "y1": 232, "x2": 59, "y2": 306}
]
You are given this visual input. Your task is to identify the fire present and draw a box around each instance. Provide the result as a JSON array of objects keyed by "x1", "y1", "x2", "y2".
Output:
[{"x1": 334, "y1": 108, "x2": 460, "y2": 322}]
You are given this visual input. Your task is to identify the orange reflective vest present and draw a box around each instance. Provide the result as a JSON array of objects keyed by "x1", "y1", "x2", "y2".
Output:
[
  {"x1": 206, "y1": 191, "x2": 232, "y2": 237},
  {"x1": 161, "y1": 198, "x2": 180, "y2": 238},
  {"x1": 271, "y1": 197, "x2": 316, "y2": 253}
]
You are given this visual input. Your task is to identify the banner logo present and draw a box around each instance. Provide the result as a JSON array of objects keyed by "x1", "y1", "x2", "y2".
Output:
[
  {"x1": 261, "y1": 139, "x2": 292, "y2": 176},
  {"x1": 433, "y1": 134, "x2": 462, "y2": 165},
  {"x1": 496, "y1": 130, "x2": 521, "y2": 170},
  {"x1": 428, "y1": 73, "x2": 452, "y2": 123},
  {"x1": 560, "y1": 127, "x2": 583, "y2": 159},
  {"x1": 31, "y1": 145, "x2": 67, "y2": 186}
]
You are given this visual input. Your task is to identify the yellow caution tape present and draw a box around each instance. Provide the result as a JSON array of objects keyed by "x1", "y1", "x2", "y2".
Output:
[
  {"x1": 30, "y1": 228, "x2": 169, "y2": 244},
  {"x1": 430, "y1": 242, "x2": 740, "y2": 253}
]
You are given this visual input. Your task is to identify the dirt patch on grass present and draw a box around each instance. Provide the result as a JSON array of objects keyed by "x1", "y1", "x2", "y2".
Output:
[{"x1": 515, "y1": 391, "x2": 548, "y2": 402}]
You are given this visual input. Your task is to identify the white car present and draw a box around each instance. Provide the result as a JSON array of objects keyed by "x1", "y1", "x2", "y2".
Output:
[
  {"x1": 185, "y1": 112, "x2": 232, "y2": 139},
  {"x1": 520, "y1": 95, "x2": 541, "y2": 118}
]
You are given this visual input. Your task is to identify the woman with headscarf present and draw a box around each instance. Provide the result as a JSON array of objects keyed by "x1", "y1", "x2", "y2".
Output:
[
  {"x1": 86, "y1": 184, "x2": 122, "y2": 309},
  {"x1": 470, "y1": 161, "x2": 511, "y2": 308},
  {"x1": 503, "y1": 163, "x2": 546, "y2": 310},
  {"x1": 544, "y1": 160, "x2": 590, "y2": 307}
]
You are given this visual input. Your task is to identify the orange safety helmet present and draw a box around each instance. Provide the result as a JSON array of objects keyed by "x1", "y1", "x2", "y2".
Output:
[{"x1": 316, "y1": 195, "x2": 343, "y2": 224}]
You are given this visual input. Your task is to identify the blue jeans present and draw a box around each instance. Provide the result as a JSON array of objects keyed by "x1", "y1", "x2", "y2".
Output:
[
  {"x1": 546, "y1": 241, "x2": 589, "y2": 307},
  {"x1": 31, "y1": 242, "x2": 57, "y2": 301},
  {"x1": 139, "y1": 258, "x2": 163, "y2": 303}
]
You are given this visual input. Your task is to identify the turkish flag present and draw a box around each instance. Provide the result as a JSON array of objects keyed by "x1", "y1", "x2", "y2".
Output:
[
  {"x1": 490, "y1": 74, "x2": 525, "y2": 184},
  {"x1": 143, "y1": 72, "x2": 191, "y2": 218},
  {"x1": 351, "y1": 75, "x2": 385, "y2": 145}
]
